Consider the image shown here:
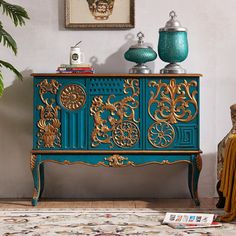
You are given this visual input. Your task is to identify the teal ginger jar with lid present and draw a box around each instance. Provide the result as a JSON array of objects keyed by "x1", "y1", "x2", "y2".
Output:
[
  {"x1": 124, "y1": 32, "x2": 157, "y2": 74},
  {"x1": 158, "y1": 11, "x2": 188, "y2": 74}
]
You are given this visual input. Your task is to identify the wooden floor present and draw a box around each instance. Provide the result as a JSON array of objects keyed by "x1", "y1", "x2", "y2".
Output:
[{"x1": 0, "y1": 198, "x2": 219, "y2": 209}]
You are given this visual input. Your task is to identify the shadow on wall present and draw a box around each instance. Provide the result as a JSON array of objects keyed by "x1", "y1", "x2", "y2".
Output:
[
  {"x1": 0, "y1": 70, "x2": 34, "y2": 198},
  {"x1": 90, "y1": 33, "x2": 156, "y2": 74},
  {"x1": 44, "y1": 162, "x2": 191, "y2": 199},
  {"x1": 198, "y1": 152, "x2": 218, "y2": 197}
]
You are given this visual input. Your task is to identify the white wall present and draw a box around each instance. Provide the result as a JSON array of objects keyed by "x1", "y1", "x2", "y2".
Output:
[{"x1": 0, "y1": 0, "x2": 235, "y2": 199}]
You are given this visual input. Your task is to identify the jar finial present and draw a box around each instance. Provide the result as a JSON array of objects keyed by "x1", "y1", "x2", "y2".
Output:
[
  {"x1": 169, "y1": 10, "x2": 177, "y2": 19},
  {"x1": 159, "y1": 10, "x2": 187, "y2": 32},
  {"x1": 137, "y1": 32, "x2": 144, "y2": 45}
]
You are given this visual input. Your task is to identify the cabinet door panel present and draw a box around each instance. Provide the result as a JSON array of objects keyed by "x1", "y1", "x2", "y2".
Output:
[
  {"x1": 145, "y1": 77, "x2": 199, "y2": 150},
  {"x1": 33, "y1": 77, "x2": 87, "y2": 150},
  {"x1": 88, "y1": 77, "x2": 142, "y2": 150}
]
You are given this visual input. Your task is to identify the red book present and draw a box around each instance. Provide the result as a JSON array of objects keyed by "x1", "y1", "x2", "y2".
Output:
[
  {"x1": 69, "y1": 67, "x2": 93, "y2": 71},
  {"x1": 57, "y1": 71, "x2": 94, "y2": 74}
]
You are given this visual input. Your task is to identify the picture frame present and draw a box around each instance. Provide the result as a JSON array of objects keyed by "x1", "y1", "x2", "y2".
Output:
[{"x1": 65, "y1": 0, "x2": 135, "y2": 29}]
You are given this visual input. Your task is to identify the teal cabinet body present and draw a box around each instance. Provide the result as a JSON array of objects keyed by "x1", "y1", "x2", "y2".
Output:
[{"x1": 31, "y1": 74, "x2": 202, "y2": 206}]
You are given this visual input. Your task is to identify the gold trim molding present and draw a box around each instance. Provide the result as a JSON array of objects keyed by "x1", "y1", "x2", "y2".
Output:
[
  {"x1": 36, "y1": 157, "x2": 191, "y2": 168},
  {"x1": 129, "y1": 160, "x2": 191, "y2": 167},
  {"x1": 31, "y1": 150, "x2": 202, "y2": 155}
]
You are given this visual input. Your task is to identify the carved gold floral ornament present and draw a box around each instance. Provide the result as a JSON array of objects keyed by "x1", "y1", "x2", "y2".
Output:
[
  {"x1": 37, "y1": 79, "x2": 61, "y2": 148},
  {"x1": 90, "y1": 79, "x2": 140, "y2": 148},
  {"x1": 148, "y1": 121, "x2": 175, "y2": 148},
  {"x1": 60, "y1": 84, "x2": 86, "y2": 110},
  {"x1": 104, "y1": 154, "x2": 128, "y2": 167},
  {"x1": 112, "y1": 121, "x2": 139, "y2": 148},
  {"x1": 148, "y1": 79, "x2": 198, "y2": 124}
]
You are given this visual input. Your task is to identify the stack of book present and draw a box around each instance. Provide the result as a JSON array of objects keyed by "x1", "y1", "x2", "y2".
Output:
[{"x1": 57, "y1": 64, "x2": 95, "y2": 74}]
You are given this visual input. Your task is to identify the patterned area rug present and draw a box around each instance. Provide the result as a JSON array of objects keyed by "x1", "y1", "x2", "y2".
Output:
[{"x1": 0, "y1": 208, "x2": 235, "y2": 236}]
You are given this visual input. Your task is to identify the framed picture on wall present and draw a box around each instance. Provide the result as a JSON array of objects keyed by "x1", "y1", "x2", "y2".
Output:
[{"x1": 65, "y1": 0, "x2": 135, "y2": 29}]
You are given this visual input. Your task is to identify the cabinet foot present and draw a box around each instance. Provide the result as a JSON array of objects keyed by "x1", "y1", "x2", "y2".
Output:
[
  {"x1": 194, "y1": 198, "x2": 200, "y2": 206},
  {"x1": 31, "y1": 198, "x2": 38, "y2": 206}
]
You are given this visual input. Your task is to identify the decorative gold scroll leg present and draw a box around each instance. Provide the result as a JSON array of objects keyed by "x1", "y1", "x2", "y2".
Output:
[
  {"x1": 30, "y1": 154, "x2": 41, "y2": 206},
  {"x1": 188, "y1": 154, "x2": 202, "y2": 206}
]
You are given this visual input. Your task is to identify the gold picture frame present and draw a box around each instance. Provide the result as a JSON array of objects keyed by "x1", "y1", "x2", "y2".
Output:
[{"x1": 65, "y1": 0, "x2": 135, "y2": 29}]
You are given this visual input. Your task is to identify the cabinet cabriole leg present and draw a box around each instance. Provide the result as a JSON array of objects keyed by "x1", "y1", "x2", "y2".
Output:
[
  {"x1": 30, "y1": 154, "x2": 41, "y2": 206},
  {"x1": 188, "y1": 154, "x2": 202, "y2": 206}
]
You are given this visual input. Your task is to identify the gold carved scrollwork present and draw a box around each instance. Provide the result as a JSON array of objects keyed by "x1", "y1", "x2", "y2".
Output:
[
  {"x1": 60, "y1": 84, "x2": 86, "y2": 110},
  {"x1": 104, "y1": 154, "x2": 128, "y2": 167},
  {"x1": 90, "y1": 79, "x2": 140, "y2": 148},
  {"x1": 148, "y1": 79, "x2": 198, "y2": 124},
  {"x1": 148, "y1": 121, "x2": 175, "y2": 148},
  {"x1": 30, "y1": 154, "x2": 37, "y2": 170},
  {"x1": 37, "y1": 79, "x2": 61, "y2": 101},
  {"x1": 37, "y1": 79, "x2": 61, "y2": 148},
  {"x1": 196, "y1": 155, "x2": 202, "y2": 172},
  {"x1": 63, "y1": 160, "x2": 72, "y2": 165}
]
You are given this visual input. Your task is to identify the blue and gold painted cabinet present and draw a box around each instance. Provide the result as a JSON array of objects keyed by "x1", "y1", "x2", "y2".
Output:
[{"x1": 31, "y1": 74, "x2": 202, "y2": 206}]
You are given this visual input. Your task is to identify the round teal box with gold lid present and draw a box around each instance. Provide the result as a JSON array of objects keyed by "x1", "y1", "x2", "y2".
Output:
[{"x1": 124, "y1": 32, "x2": 157, "y2": 74}]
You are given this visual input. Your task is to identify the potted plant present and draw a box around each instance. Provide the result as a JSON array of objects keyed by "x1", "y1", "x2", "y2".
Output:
[{"x1": 0, "y1": 0, "x2": 29, "y2": 96}]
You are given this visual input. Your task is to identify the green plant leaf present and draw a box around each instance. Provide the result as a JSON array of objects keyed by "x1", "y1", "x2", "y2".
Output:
[
  {"x1": 0, "y1": 60, "x2": 23, "y2": 80},
  {"x1": 0, "y1": 21, "x2": 17, "y2": 54},
  {"x1": 0, "y1": 1, "x2": 29, "y2": 96},
  {"x1": 0, "y1": 0, "x2": 29, "y2": 26},
  {"x1": 0, "y1": 72, "x2": 3, "y2": 97}
]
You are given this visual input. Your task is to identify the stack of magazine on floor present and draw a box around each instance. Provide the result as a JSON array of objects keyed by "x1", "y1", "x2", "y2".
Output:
[
  {"x1": 163, "y1": 212, "x2": 222, "y2": 229},
  {"x1": 57, "y1": 64, "x2": 95, "y2": 74}
]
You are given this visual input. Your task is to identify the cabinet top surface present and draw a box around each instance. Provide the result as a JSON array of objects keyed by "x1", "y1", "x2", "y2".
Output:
[{"x1": 32, "y1": 73, "x2": 202, "y2": 78}]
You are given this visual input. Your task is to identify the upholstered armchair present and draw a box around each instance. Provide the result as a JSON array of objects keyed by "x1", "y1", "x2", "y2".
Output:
[{"x1": 216, "y1": 104, "x2": 236, "y2": 221}]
